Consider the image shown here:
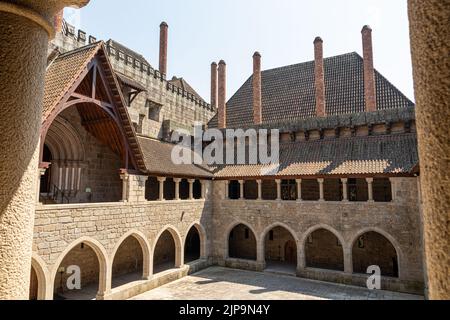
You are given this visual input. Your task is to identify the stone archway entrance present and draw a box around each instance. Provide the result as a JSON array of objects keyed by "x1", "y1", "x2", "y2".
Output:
[
  {"x1": 305, "y1": 229, "x2": 344, "y2": 271},
  {"x1": 153, "y1": 230, "x2": 177, "y2": 274},
  {"x1": 184, "y1": 226, "x2": 201, "y2": 263},
  {"x1": 264, "y1": 226, "x2": 297, "y2": 274},
  {"x1": 228, "y1": 224, "x2": 257, "y2": 261},
  {"x1": 112, "y1": 236, "x2": 144, "y2": 288}
]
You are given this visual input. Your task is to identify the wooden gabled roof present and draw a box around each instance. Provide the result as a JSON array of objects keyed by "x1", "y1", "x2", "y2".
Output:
[{"x1": 42, "y1": 42, "x2": 147, "y2": 172}]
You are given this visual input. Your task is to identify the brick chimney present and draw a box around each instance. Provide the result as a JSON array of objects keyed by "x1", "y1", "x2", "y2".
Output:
[
  {"x1": 362, "y1": 25, "x2": 377, "y2": 112},
  {"x1": 218, "y1": 60, "x2": 227, "y2": 129},
  {"x1": 314, "y1": 37, "x2": 326, "y2": 117},
  {"x1": 159, "y1": 22, "x2": 169, "y2": 76},
  {"x1": 53, "y1": 10, "x2": 64, "y2": 34},
  {"x1": 253, "y1": 52, "x2": 262, "y2": 125},
  {"x1": 211, "y1": 62, "x2": 218, "y2": 110}
]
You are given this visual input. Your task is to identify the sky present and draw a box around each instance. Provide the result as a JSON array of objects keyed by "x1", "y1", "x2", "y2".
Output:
[{"x1": 65, "y1": 0, "x2": 414, "y2": 103}]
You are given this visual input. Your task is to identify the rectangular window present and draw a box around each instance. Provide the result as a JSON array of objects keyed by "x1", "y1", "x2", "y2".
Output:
[{"x1": 146, "y1": 100, "x2": 162, "y2": 122}]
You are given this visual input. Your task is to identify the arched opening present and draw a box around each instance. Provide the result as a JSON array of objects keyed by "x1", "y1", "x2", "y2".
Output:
[
  {"x1": 352, "y1": 231, "x2": 399, "y2": 277},
  {"x1": 111, "y1": 236, "x2": 144, "y2": 288},
  {"x1": 228, "y1": 224, "x2": 257, "y2": 260},
  {"x1": 305, "y1": 228, "x2": 344, "y2": 271},
  {"x1": 29, "y1": 265, "x2": 39, "y2": 300},
  {"x1": 40, "y1": 144, "x2": 53, "y2": 195},
  {"x1": 53, "y1": 242, "x2": 100, "y2": 300},
  {"x1": 264, "y1": 226, "x2": 297, "y2": 273},
  {"x1": 153, "y1": 230, "x2": 177, "y2": 274},
  {"x1": 184, "y1": 226, "x2": 201, "y2": 263}
]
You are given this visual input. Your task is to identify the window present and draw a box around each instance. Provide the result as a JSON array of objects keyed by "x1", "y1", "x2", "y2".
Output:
[
  {"x1": 146, "y1": 100, "x2": 162, "y2": 122},
  {"x1": 281, "y1": 180, "x2": 297, "y2": 200}
]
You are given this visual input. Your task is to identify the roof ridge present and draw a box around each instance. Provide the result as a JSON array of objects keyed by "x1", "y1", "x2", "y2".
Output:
[{"x1": 55, "y1": 41, "x2": 102, "y2": 60}]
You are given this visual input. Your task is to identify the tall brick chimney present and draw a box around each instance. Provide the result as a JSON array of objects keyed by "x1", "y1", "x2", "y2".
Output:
[
  {"x1": 314, "y1": 37, "x2": 326, "y2": 117},
  {"x1": 211, "y1": 62, "x2": 218, "y2": 110},
  {"x1": 362, "y1": 25, "x2": 377, "y2": 112},
  {"x1": 53, "y1": 10, "x2": 64, "y2": 34},
  {"x1": 159, "y1": 22, "x2": 169, "y2": 76},
  {"x1": 253, "y1": 52, "x2": 262, "y2": 125},
  {"x1": 218, "y1": 60, "x2": 227, "y2": 129}
]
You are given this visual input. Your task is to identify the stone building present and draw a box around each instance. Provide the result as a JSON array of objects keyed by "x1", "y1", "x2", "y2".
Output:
[{"x1": 27, "y1": 16, "x2": 425, "y2": 300}]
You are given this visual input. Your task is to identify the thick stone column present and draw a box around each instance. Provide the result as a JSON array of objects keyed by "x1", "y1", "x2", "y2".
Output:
[
  {"x1": 224, "y1": 181, "x2": 229, "y2": 199},
  {"x1": 366, "y1": 178, "x2": 374, "y2": 202},
  {"x1": 0, "y1": 0, "x2": 89, "y2": 300},
  {"x1": 157, "y1": 177, "x2": 166, "y2": 201},
  {"x1": 408, "y1": 0, "x2": 450, "y2": 300}
]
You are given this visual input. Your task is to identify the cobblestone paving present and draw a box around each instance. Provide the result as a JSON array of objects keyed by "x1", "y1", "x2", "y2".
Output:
[{"x1": 132, "y1": 267, "x2": 423, "y2": 300}]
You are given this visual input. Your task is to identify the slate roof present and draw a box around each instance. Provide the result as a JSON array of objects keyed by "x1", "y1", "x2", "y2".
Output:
[
  {"x1": 138, "y1": 136, "x2": 213, "y2": 178},
  {"x1": 169, "y1": 77, "x2": 206, "y2": 103},
  {"x1": 212, "y1": 133, "x2": 418, "y2": 178},
  {"x1": 209, "y1": 52, "x2": 414, "y2": 128}
]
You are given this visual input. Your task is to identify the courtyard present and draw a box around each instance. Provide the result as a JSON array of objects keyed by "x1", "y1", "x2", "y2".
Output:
[{"x1": 132, "y1": 267, "x2": 423, "y2": 300}]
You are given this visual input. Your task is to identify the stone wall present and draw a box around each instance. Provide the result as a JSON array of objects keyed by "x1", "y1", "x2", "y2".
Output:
[{"x1": 211, "y1": 177, "x2": 424, "y2": 294}]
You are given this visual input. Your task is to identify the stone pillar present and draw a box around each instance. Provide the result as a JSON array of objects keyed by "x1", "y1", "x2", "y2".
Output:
[
  {"x1": 238, "y1": 180, "x2": 244, "y2": 200},
  {"x1": 0, "y1": 0, "x2": 90, "y2": 300},
  {"x1": 389, "y1": 177, "x2": 398, "y2": 202},
  {"x1": 120, "y1": 173, "x2": 130, "y2": 202},
  {"x1": 318, "y1": 178, "x2": 325, "y2": 201},
  {"x1": 366, "y1": 178, "x2": 374, "y2": 202},
  {"x1": 408, "y1": 0, "x2": 450, "y2": 299},
  {"x1": 256, "y1": 180, "x2": 262, "y2": 200},
  {"x1": 344, "y1": 247, "x2": 353, "y2": 274},
  {"x1": 252, "y1": 52, "x2": 262, "y2": 125},
  {"x1": 341, "y1": 178, "x2": 349, "y2": 202},
  {"x1": 296, "y1": 179, "x2": 302, "y2": 202},
  {"x1": 200, "y1": 180, "x2": 206, "y2": 199},
  {"x1": 120, "y1": 172, "x2": 148, "y2": 203},
  {"x1": 174, "y1": 178, "x2": 181, "y2": 201},
  {"x1": 157, "y1": 177, "x2": 166, "y2": 201},
  {"x1": 314, "y1": 37, "x2": 326, "y2": 117},
  {"x1": 275, "y1": 179, "x2": 282, "y2": 201},
  {"x1": 188, "y1": 179, "x2": 195, "y2": 200}
]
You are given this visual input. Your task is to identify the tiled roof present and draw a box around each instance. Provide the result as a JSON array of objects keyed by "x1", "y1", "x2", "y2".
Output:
[
  {"x1": 138, "y1": 136, "x2": 213, "y2": 178},
  {"x1": 212, "y1": 133, "x2": 418, "y2": 178},
  {"x1": 209, "y1": 52, "x2": 414, "y2": 128},
  {"x1": 43, "y1": 42, "x2": 100, "y2": 121},
  {"x1": 169, "y1": 77, "x2": 206, "y2": 103}
]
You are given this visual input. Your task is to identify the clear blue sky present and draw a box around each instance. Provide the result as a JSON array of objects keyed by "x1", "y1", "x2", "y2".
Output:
[{"x1": 66, "y1": 0, "x2": 414, "y2": 103}]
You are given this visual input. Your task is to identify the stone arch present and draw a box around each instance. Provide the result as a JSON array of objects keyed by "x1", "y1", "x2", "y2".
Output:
[
  {"x1": 51, "y1": 237, "x2": 109, "y2": 300},
  {"x1": 225, "y1": 221, "x2": 258, "y2": 261},
  {"x1": 183, "y1": 222, "x2": 207, "y2": 262},
  {"x1": 350, "y1": 227, "x2": 403, "y2": 278},
  {"x1": 151, "y1": 225, "x2": 183, "y2": 274},
  {"x1": 301, "y1": 224, "x2": 346, "y2": 271},
  {"x1": 45, "y1": 117, "x2": 85, "y2": 162},
  {"x1": 261, "y1": 223, "x2": 300, "y2": 271},
  {"x1": 30, "y1": 254, "x2": 52, "y2": 300},
  {"x1": 110, "y1": 230, "x2": 151, "y2": 285}
]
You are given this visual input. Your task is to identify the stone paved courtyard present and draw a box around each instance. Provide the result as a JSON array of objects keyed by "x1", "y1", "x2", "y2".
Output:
[{"x1": 132, "y1": 267, "x2": 423, "y2": 300}]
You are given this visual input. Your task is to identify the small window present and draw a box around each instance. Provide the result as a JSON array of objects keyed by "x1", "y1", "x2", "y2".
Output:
[{"x1": 146, "y1": 100, "x2": 162, "y2": 122}]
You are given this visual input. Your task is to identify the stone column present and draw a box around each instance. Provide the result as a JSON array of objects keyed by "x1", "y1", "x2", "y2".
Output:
[
  {"x1": 318, "y1": 178, "x2": 325, "y2": 201},
  {"x1": 366, "y1": 178, "x2": 374, "y2": 202},
  {"x1": 200, "y1": 180, "x2": 206, "y2": 199},
  {"x1": 238, "y1": 180, "x2": 244, "y2": 200},
  {"x1": 225, "y1": 181, "x2": 229, "y2": 199},
  {"x1": 275, "y1": 179, "x2": 282, "y2": 201},
  {"x1": 0, "y1": 0, "x2": 90, "y2": 300},
  {"x1": 188, "y1": 179, "x2": 195, "y2": 200},
  {"x1": 341, "y1": 178, "x2": 349, "y2": 202},
  {"x1": 256, "y1": 180, "x2": 262, "y2": 200},
  {"x1": 408, "y1": 0, "x2": 450, "y2": 299},
  {"x1": 389, "y1": 177, "x2": 397, "y2": 202},
  {"x1": 174, "y1": 178, "x2": 181, "y2": 201},
  {"x1": 296, "y1": 179, "x2": 302, "y2": 202},
  {"x1": 120, "y1": 173, "x2": 130, "y2": 202},
  {"x1": 157, "y1": 177, "x2": 166, "y2": 201}
]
